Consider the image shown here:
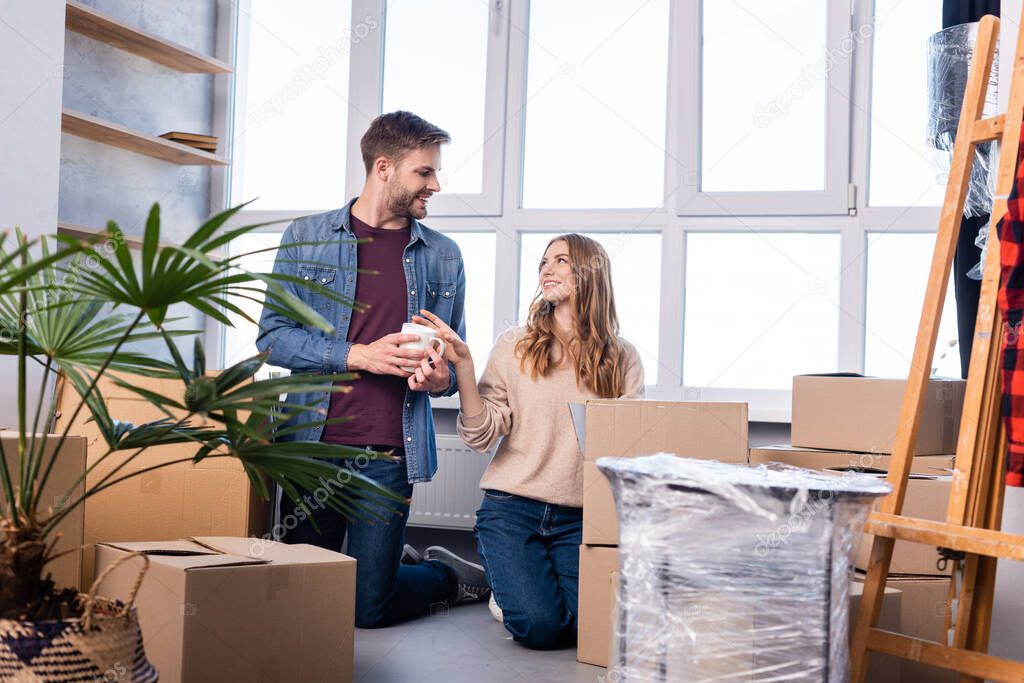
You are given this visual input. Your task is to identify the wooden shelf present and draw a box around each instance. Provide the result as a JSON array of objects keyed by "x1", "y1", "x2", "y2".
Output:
[
  {"x1": 57, "y1": 222, "x2": 225, "y2": 259},
  {"x1": 65, "y1": 1, "x2": 232, "y2": 74},
  {"x1": 62, "y1": 109, "x2": 228, "y2": 166},
  {"x1": 57, "y1": 221, "x2": 146, "y2": 250}
]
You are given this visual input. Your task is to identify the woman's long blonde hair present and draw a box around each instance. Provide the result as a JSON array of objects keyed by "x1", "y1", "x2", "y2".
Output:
[{"x1": 515, "y1": 234, "x2": 630, "y2": 398}]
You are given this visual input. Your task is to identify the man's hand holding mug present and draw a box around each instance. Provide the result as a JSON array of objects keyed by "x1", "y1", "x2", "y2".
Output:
[
  {"x1": 401, "y1": 321, "x2": 450, "y2": 393},
  {"x1": 347, "y1": 333, "x2": 426, "y2": 377}
]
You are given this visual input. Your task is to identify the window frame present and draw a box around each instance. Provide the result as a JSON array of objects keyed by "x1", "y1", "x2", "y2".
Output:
[
  {"x1": 346, "y1": 0, "x2": 510, "y2": 216},
  {"x1": 673, "y1": 0, "x2": 855, "y2": 216}
]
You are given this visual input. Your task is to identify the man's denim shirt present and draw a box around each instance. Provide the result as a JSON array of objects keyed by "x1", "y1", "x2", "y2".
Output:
[{"x1": 256, "y1": 198, "x2": 466, "y2": 484}]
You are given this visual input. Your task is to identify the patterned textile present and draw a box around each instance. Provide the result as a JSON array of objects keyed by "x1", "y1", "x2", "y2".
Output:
[
  {"x1": 0, "y1": 599, "x2": 157, "y2": 682},
  {"x1": 998, "y1": 123, "x2": 1024, "y2": 487}
]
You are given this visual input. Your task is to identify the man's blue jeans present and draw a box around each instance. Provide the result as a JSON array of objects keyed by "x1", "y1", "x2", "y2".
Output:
[
  {"x1": 279, "y1": 450, "x2": 453, "y2": 628},
  {"x1": 474, "y1": 490, "x2": 582, "y2": 649}
]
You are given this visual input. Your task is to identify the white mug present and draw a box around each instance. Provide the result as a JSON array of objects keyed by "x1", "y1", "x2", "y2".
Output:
[{"x1": 399, "y1": 322, "x2": 447, "y2": 373}]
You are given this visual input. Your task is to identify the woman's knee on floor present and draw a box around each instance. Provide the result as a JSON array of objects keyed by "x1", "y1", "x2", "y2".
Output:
[
  {"x1": 355, "y1": 607, "x2": 392, "y2": 629},
  {"x1": 504, "y1": 606, "x2": 572, "y2": 650},
  {"x1": 354, "y1": 589, "x2": 397, "y2": 629}
]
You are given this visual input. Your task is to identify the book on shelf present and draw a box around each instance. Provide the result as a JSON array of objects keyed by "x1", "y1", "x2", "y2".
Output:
[
  {"x1": 159, "y1": 131, "x2": 218, "y2": 143},
  {"x1": 159, "y1": 131, "x2": 218, "y2": 152}
]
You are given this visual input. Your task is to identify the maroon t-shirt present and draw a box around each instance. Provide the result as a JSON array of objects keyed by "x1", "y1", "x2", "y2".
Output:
[{"x1": 322, "y1": 214, "x2": 409, "y2": 447}]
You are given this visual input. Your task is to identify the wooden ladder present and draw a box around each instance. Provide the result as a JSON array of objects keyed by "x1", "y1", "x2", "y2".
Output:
[{"x1": 850, "y1": 14, "x2": 1024, "y2": 683}]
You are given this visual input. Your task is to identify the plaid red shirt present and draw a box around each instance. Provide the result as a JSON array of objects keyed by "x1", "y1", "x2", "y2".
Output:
[{"x1": 999, "y1": 124, "x2": 1024, "y2": 487}]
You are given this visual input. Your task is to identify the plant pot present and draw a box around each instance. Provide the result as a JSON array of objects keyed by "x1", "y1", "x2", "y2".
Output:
[{"x1": 0, "y1": 553, "x2": 157, "y2": 682}]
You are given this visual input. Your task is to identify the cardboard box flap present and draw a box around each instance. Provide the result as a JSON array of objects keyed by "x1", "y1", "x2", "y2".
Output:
[
  {"x1": 828, "y1": 468, "x2": 944, "y2": 481},
  {"x1": 195, "y1": 537, "x2": 356, "y2": 566},
  {"x1": 825, "y1": 466, "x2": 888, "y2": 475},
  {"x1": 97, "y1": 540, "x2": 268, "y2": 570},
  {"x1": 99, "y1": 540, "x2": 221, "y2": 555},
  {"x1": 796, "y1": 373, "x2": 964, "y2": 385},
  {"x1": 754, "y1": 445, "x2": 859, "y2": 455},
  {"x1": 750, "y1": 445, "x2": 956, "y2": 475},
  {"x1": 569, "y1": 403, "x2": 587, "y2": 456},
  {"x1": 0, "y1": 429, "x2": 69, "y2": 439}
]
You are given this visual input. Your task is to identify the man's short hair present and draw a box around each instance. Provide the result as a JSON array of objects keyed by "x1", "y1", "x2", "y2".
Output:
[{"x1": 361, "y1": 111, "x2": 451, "y2": 173}]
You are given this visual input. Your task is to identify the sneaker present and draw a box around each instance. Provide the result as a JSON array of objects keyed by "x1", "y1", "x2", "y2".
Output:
[
  {"x1": 423, "y1": 545, "x2": 491, "y2": 605},
  {"x1": 488, "y1": 593, "x2": 503, "y2": 622},
  {"x1": 401, "y1": 544, "x2": 423, "y2": 565}
]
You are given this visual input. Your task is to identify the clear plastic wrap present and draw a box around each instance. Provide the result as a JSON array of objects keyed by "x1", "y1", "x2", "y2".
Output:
[
  {"x1": 928, "y1": 22, "x2": 1000, "y2": 280},
  {"x1": 597, "y1": 454, "x2": 891, "y2": 682},
  {"x1": 967, "y1": 218, "x2": 993, "y2": 280},
  {"x1": 928, "y1": 21, "x2": 999, "y2": 221}
]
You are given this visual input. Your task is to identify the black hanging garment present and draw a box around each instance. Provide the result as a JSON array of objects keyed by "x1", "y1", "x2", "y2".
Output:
[{"x1": 943, "y1": 0, "x2": 1000, "y2": 376}]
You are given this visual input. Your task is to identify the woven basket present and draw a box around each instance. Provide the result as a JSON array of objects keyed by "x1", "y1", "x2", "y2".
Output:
[{"x1": 0, "y1": 553, "x2": 158, "y2": 682}]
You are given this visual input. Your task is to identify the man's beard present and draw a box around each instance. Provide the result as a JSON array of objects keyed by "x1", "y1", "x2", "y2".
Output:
[{"x1": 386, "y1": 180, "x2": 426, "y2": 220}]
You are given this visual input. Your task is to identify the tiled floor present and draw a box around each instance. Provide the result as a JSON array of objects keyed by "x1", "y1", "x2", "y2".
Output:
[{"x1": 353, "y1": 602, "x2": 604, "y2": 683}]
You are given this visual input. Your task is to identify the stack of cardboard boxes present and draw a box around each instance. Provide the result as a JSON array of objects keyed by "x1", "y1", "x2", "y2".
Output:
[
  {"x1": 50, "y1": 372, "x2": 357, "y2": 683},
  {"x1": 575, "y1": 399, "x2": 750, "y2": 667},
  {"x1": 54, "y1": 373, "x2": 272, "y2": 586},
  {"x1": 749, "y1": 373, "x2": 966, "y2": 683}
]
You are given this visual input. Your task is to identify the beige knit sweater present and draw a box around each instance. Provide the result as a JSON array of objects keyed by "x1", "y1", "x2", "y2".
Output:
[{"x1": 457, "y1": 328, "x2": 645, "y2": 507}]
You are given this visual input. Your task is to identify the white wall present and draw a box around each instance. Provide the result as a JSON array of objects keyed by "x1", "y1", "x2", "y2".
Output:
[
  {"x1": 0, "y1": 1, "x2": 65, "y2": 240},
  {"x1": 0, "y1": 1, "x2": 66, "y2": 430}
]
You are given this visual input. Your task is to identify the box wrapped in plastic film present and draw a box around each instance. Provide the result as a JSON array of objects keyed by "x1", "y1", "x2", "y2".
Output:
[{"x1": 597, "y1": 454, "x2": 890, "y2": 682}]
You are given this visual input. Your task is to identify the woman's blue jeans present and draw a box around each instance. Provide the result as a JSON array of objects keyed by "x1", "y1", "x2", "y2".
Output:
[{"x1": 474, "y1": 489, "x2": 583, "y2": 650}]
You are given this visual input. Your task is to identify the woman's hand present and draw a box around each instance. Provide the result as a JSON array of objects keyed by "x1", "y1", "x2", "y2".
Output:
[
  {"x1": 412, "y1": 309, "x2": 473, "y2": 369},
  {"x1": 414, "y1": 310, "x2": 484, "y2": 422}
]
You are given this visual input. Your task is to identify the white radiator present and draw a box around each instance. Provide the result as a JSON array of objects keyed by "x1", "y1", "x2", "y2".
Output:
[{"x1": 408, "y1": 435, "x2": 490, "y2": 529}]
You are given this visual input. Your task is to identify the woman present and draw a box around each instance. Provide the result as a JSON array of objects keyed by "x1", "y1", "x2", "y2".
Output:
[{"x1": 413, "y1": 234, "x2": 644, "y2": 650}]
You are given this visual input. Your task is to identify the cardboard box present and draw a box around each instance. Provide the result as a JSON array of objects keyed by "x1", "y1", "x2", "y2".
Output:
[
  {"x1": 748, "y1": 445, "x2": 953, "y2": 576},
  {"x1": 791, "y1": 374, "x2": 965, "y2": 455},
  {"x1": 849, "y1": 582, "x2": 904, "y2": 682},
  {"x1": 574, "y1": 400, "x2": 748, "y2": 545},
  {"x1": 577, "y1": 545, "x2": 618, "y2": 667},
  {"x1": 55, "y1": 373, "x2": 270, "y2": 584},
  {"x1": 853, "y1": 474, "x2": 951, "y2": 576},
  {"x1": 1, "y1": 431, "x2": 86, "y2": 591},
  {"x1": 580, "y1": 545, "x2": 901, "y2": 682},
  {"x1": 750, "y1": 445, "x2": 954, "y2": 476},
  {"x1": 95, "y1": 537, "x2": 355, "y2": 683},
  {"x1": 855, "y1": 573, "x2": 954, "y2": 683}
]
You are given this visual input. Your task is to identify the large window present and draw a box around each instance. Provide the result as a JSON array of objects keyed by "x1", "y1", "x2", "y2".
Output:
[
  {"x1": 520, "y1": 0, "x2": 669, "y2": 208},
  {"x1": 683, "y1": 233, "x2": 841, "y2": 390},
  {"x1": 447, "y1": 232, "x2": 496, "y2": 371},
  {"x1": 223, "y1": 232, "x2": 285, "y2": 378},
  {"x1": 701, "y1": 1, "x2": 827, "y2": 193},
  {"x1": 864, "y1": 233, "x2": 959, "y2": 378},
  {"x1": 233, "y1": 0, "x2": 352, "y2": 211},
  {"x1": 868, "y1": 0, "x2": 945, "y2": 208},
  {"x1": 677, "y1": 0, "x2": 853, "y2": 215},
  {"x1": 220, "y1": 1, "x2": 957, "y2": 419},
  {"x1": 382, "y1": 1, "x2": 490, "y2": 195}
]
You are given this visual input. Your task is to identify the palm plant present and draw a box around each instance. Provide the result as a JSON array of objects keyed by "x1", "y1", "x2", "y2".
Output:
[{"x1": 0, "y1": 203, "x2": 402, "y2": 620}]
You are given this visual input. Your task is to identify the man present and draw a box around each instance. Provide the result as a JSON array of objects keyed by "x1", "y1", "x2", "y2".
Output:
[{"x1": 257, "y1": 111, "x2": 489, "y2": 627}]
